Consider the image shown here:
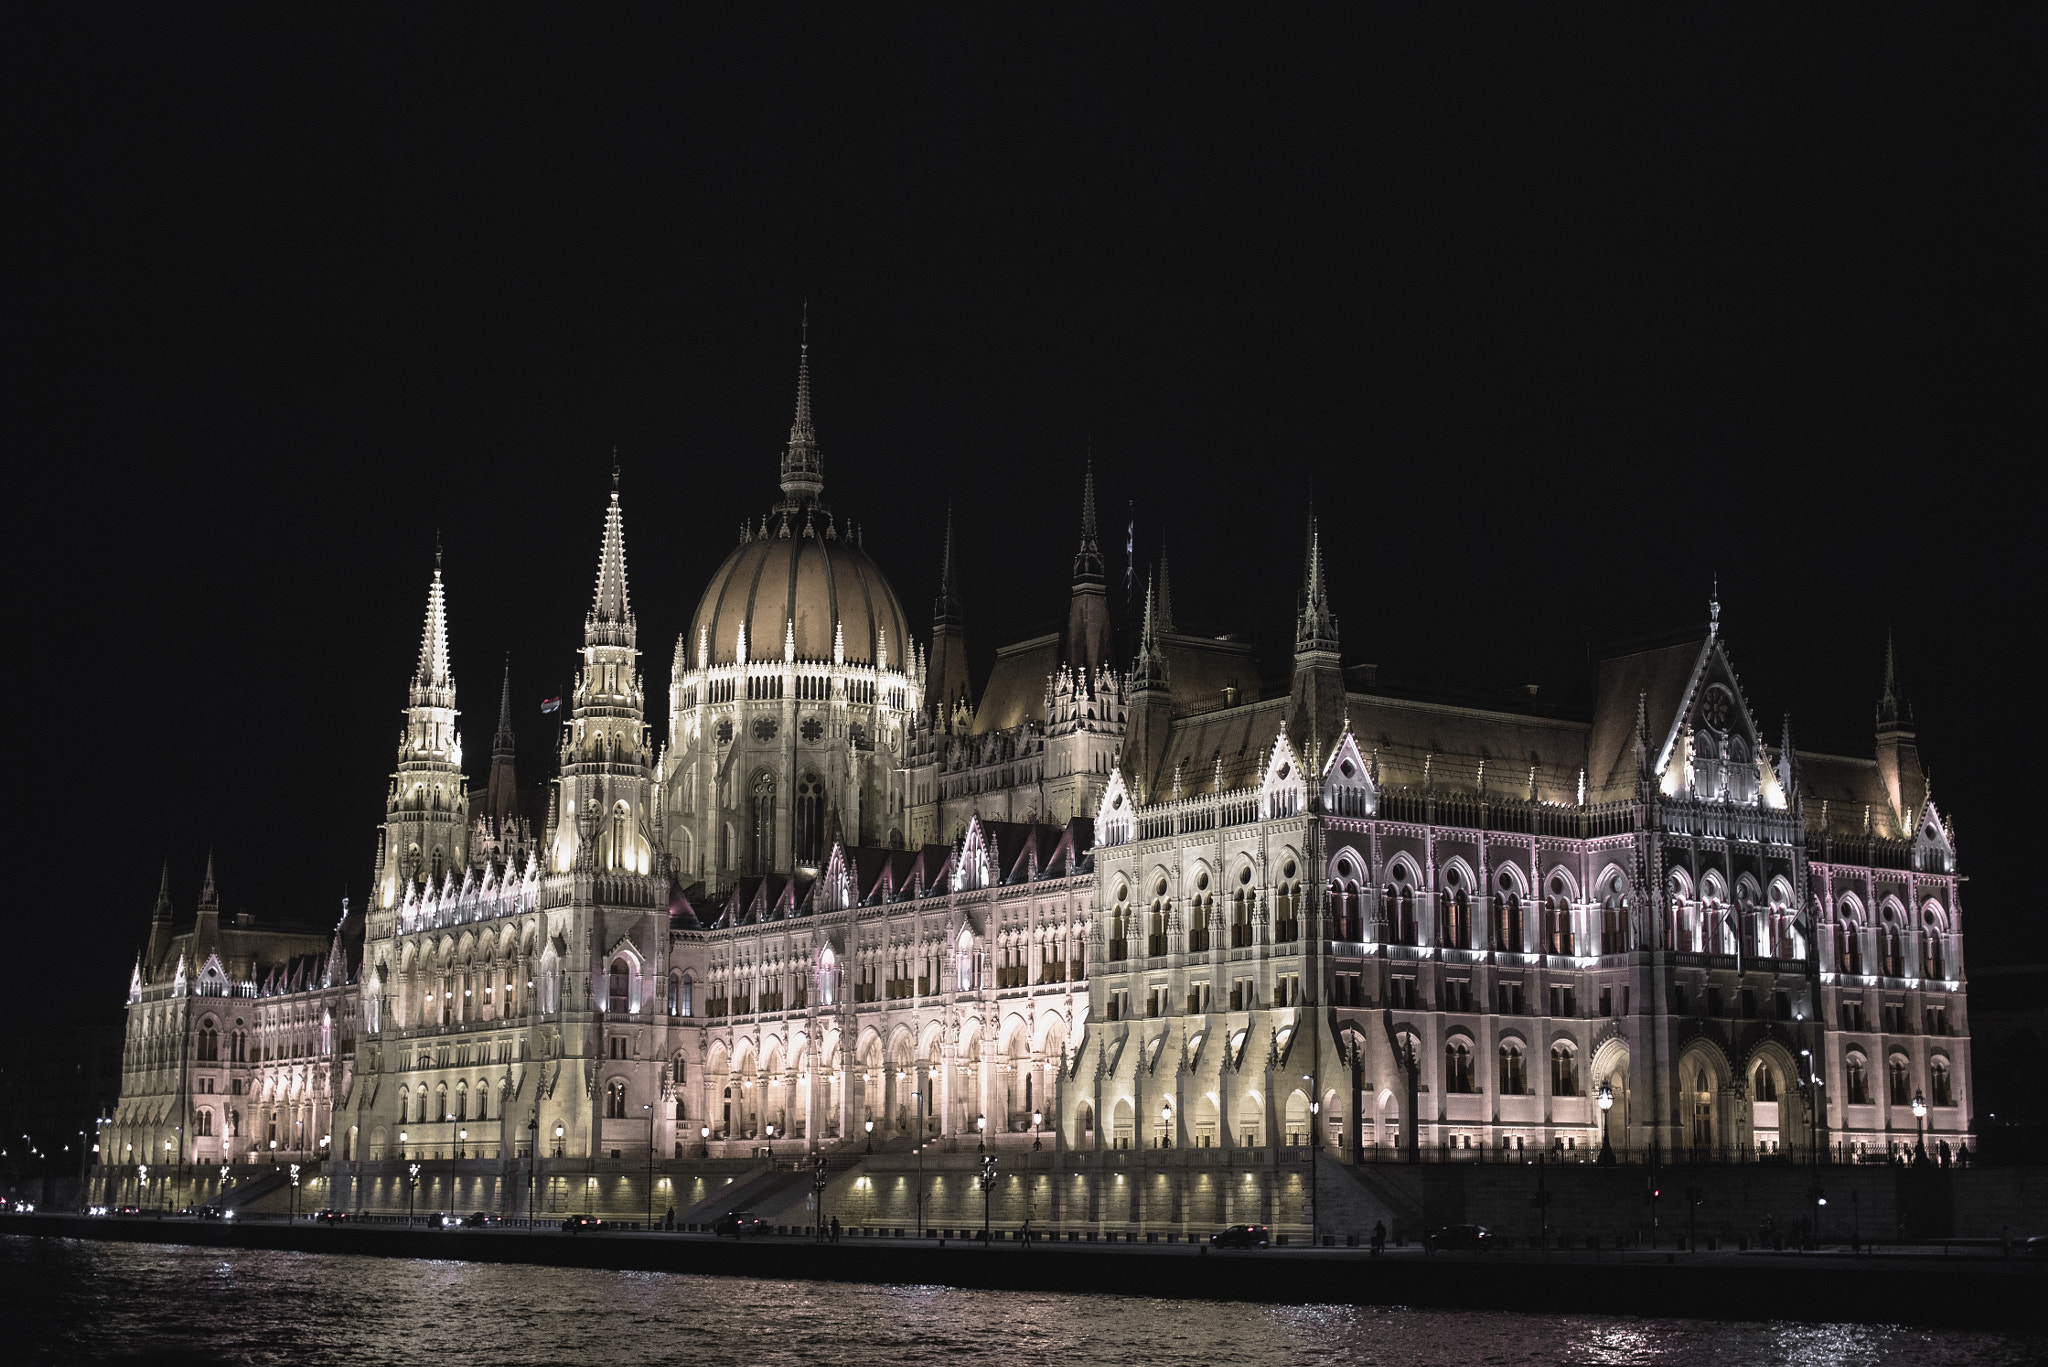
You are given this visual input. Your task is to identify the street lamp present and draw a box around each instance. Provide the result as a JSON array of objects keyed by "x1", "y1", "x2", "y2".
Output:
[
  {"x1": 1160, "y1": 1101, "x2": 1172, "y2": 1150},
  {"x1": 1598, "y1": 1084, "x2": 1616, "y2": 1165},
  {"x1": 644, "y1": 1104, "x2": 655, "y2": 1230},
  {"x1": 457, "y1": 1128, "x2": 467, "y2": 1161},
  {"x1": 526, "y1": 1112, "x2": 539, "y2": 1225},
  {"x1": 979, "y1": 1151, "x2": 998, "y2": 1243},
  {"x1": 915, "y1": 1086, "x2": 927, "y2": 1230},
  {"x1": 1032, "y1": 1109, "x2": 1042, "y2": 1152},
  {"x1": 813, "y1": 1154, "x2": 830, "y2": 1242},
  {"x1": 864, "y1": 1119, "x2": 874, "y2": 1154},
  {"x1": 1912, "y1": 1090, "x2": 1928, "y2": 1166},
  {"x1": 289, "y1": 1163, "x2": 301, "y2": 1221},
  {"x1": 700, "y1": 1125, "x2": 710, "y2": 1159},
  {"x1": 975, "y1": 1114, "x2": 985, "y2": 1153},
  {"x1": 406, "y1": 1161, "x2": 421, "y2": 1226},
  {"x1": 1304, "y1": 1073, "x2": 1319, "y2": 1248}
]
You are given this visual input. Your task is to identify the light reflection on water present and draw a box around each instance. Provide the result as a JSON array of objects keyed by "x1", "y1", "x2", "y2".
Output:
[{"x1": 8, "y1": 1237, "x2": 2038, "y2": 1367}]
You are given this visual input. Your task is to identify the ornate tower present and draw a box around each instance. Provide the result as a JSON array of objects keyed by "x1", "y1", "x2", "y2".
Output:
[
  {"x1": 375, "y1": 556, "x2": 469, "y2": 917},
  {"x1": 485, "y1": 659, "x2": 520, "y2": 834},
  {"x1": 926, "y1": 504, "x2": 973, "y2": 733},
  {"x1": 1288, "y1": 508, "x2": 1344, "y2": 765},
  {"x1": 1064, "y1": 459, "x2": 1115, "y2": 680},
  {"x1": 1875, "y1": 632, "x2": 1925, "y2": 827},
  {"x1": 1124, "y1": 569, "x2": 1173, "y2": 804},
  {"x1": 550, "y1": 476, "x2": 655, "y2": 877}
]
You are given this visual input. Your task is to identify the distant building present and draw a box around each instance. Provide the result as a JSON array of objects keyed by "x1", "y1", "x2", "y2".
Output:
[{"x1": 106, "y1": 335, "x2": 1971, "y2": 1215}]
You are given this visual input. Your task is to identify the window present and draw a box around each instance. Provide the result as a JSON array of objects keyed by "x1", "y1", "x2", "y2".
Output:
[
  {"x1": 1836, "y1": 915, "x2": 1863, "y2": 974},
  {"x1": 1922, "y1": 917, "x2": 1946, "y2": 979},
  {"x1": 1602, "y1": 893, "x2": 1630, "y2": 953},
  {"x1": 606, "y1": 1080, "x2": 628, "y2": 1119},
  {"x1": 795, "y1": 773, "x2": 825, "y2": 866},
  {"x1": 1846, "y1": 1054, "x2": 1870, "y2": 1106},
  {"x1": 667, "y1": 972, "x2": 680, "y2": 1017},
  {"x1": 1498, "y1": 1042, "x2": 1527, "y2": 1095},
  {"x1": 1231, "y1": 871, "x2": 1255, "y2": 948},
  {"x1": 1496, "y1": 885, "x2": 1523, "y2": 953},
  {"x1": 1931, "y1": 1058, "x2": 1952, "y2": 1107},
  {"x1": 1446, "y1": 1041, "x2": 1475, "y2": 1093},
  {"x1": 751, "y1": 772, "x2": 777, "y2": 871},
  {"x1": 1110, "y1": 884, "x2": 1131, "y2": 961},
  {"x1": 1752, "y1": 1063, "x2": 1776, "y2": 1102},
  {"x1": 1149, "y1": 880, "x2": 1170, "y2": 956},
  {"x1": 196, "y1": 1110, "x2": 213, "y2": 1136},
  {"x1": 608, "y1": 959, "x2": 630, "y2": 1014},
  {"x1": 1441, "y1": 867, "x2": 1468, "y2": 948},
  {"x1": 1274, "y1": 862, "x2": 1299, "y2": 943},
  {"x1": 1551, "y1": 1045, "x2": 1579, "y2": 1096},
  {"x1": 1888, "y1": 1056, "x2": 1911, "y2": 1107}
]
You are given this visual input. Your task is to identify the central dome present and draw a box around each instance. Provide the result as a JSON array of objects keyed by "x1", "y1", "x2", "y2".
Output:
[
  {"x1": 689, "y1": 521, "x2": 909, "y2": 669},
  {"x1": 685, "y1": 331, "x2": 910, "y2": 671}
]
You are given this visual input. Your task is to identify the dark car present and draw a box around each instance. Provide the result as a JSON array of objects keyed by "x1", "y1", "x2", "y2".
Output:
[
  {"x1": 2025, "y1": 1235, "x2": 2048, "y2": 1259},
  {"x1": 112, "y1": 1205, "x2": 145, "y2": 1217},
  {"x1": 1424, "y1": 1223, "x2": 1494, "y2": 1252},
  {"x1": 313, "y1": 1208, "x2": 350, "y2": 1223},
  {"x1": 1211, "y1": 1224, "x2": 1271, "y2": 1248},
  {"x1": 561, "y1": 1214, "x2": 606, "y2": 1233},
  {"x1": 463, "y1": 1211, "x2": 501, "y2": 1228},
  {"x1": 195, "y1": 1206, "x2": 228, "y2": 1221},
  {"x1": 714, "y1": 1211, "x2": 768, "y2": 1238}
]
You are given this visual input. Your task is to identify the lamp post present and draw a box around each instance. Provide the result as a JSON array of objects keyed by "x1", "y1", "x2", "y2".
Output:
[
  {"x1": 398, "y1": 1130, "x2": 408, "y2": 1163},
  {"x1": 527, "y1": 1112, "x2": 538, "y2": 1226},
  {"x1": 700, "y1": 1125, "x2": 710, "y2": 1159},
  {"x1": 457, "y1": 1127, "x2": 467, "y2": 1161},
  {"x1": 914, "y1": 1085, "x2": 927, "y2": 1232},
  {"x1": 1598, "y1": 1084, "x2": 1616, "y2": 1166},
  {"x1": 975, "y1": 1114, "x2": 985, "y2": 1153},
  {"x1": 1161, "y1": 1101, "x2": 1172, "y2": 1151},
  {"x1": 1912, "y1": 1090, "x2": 1928, "y2": 1166},
  {"x1": 645, "y1": 1104, "x2": 655, "y2": 1230},
  {"x1": 1032, "y1": 1109, "x2": 1042, "y2": 1152},
  {"x1": 813, "y1": 1154, "x2": 830, "y2": 1242},
  {"x1": 865, "y1": 1119, "x2": 874, "y2": 1154},
  {"x1": 289, "y1": 1163, "x2": 301, "y2": 1221},
  {"x1": 1304, "y1": 1073, "x2": 1319, "y2": 1248},
  {"x1": 979, "y1": 1150, "x2": 998, "y2": 1243},
  {"x1": 164, "y1": 1139, "x2": 174, "y2": 1212},
  {"x1": 406, "y1": 1161, "x2": 420, "y2": 1227}
]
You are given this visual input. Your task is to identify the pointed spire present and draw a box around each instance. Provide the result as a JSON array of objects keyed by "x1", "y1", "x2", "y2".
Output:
[
  {"x1": 1072, "y1": 454, "x2": 1104, "y2": 582},
  {"x1": 413, "y1": 557, "x2": 452, "y2": 693},
  {"x1": 1709, "y1": 574, "x2": 1721, "y2": 636},
  {"x1": 1877, "y1": 629, "x2": 1908, "y2": 731},
  {"x1": 1132, "y1": 568, "x2": 1169, "y2": 692},
  {"x1": 1294, "y1": 506, "x2": 1339, "y2": 655},
  {"x1": 933, "y1": 500, "x2": 966, "y2": 626},
  {"x1": 779, "y1": 305, "x2": 824, "y2": 506},
  {"x1": 153, "y1": 863, "x2": 173, "y2": 921},
  {"x1": 494, "y1": 657, "x2": 515, "y2": 750},
  {"x1": 199, "y1": 850, "x2": 218, "y2": 909},
  {"x1": 586, "y1": 479, "x2": 634, "y2": 647}
]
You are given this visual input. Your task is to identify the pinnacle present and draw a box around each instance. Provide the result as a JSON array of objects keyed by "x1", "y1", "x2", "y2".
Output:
[
  {"x1": 588, "y1": 483, "x2": 633, "y2": 631},
  {"x1": 1072, "y1": 456, "x2": 1104, "y2": 582},
  {"x1": 494, "y1": 658, "x2": 516, "y2": 748},
  {"x1": 413, "y1": 559, "x2": 453, "y2": 691}
]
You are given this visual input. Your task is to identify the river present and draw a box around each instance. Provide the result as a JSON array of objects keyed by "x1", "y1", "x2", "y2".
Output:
[{"x1": 8, "y1": 1236, "x2": 2041, "y2": 1366}]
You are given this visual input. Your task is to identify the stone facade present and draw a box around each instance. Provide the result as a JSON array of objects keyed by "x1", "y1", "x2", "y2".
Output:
[{"x1": 105, "y1": 338, "x2": 1972, "y2": 1220}]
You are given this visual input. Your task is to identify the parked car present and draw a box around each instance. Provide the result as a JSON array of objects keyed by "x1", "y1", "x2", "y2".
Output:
[
  {"x1": 714, "y1": 1211, "x2": 768, "y2": 1238},
  {"x1": 195, "y1": 1205, "x2": 229, "y2": 1221},
  {"x1": 1211, "y1": 1224, "x2": 1272, "y2": 1248},
  {"x1": 112, "y1": 1205, "x2": 145, "y2": 1218},
  {"x1": 463, "y1": 1211, "x2": 501, "y2": 1228},
  {"x1": 2024, "y1": 1235, "x2": 2048, "y2": 1259},
  {"x1": 312, "y1": 1209, "x2": 350, "y2": 1223},
  {"x1": 1424, "y1": 1224, "x2": 1494, "y2": 1252},
  {"x1": 561, "y1": 1214, "x2": 606, "y2": 1233}
]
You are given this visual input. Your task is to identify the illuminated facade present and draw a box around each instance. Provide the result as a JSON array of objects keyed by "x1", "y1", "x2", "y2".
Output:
[{"x1": 108, "y1": 338, "x2": 1972, "y2": 1220}]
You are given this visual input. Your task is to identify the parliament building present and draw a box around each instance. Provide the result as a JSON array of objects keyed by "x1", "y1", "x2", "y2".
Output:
[{"x1": 103, "y1": 337, "x2": 1973, "y2": 1232}]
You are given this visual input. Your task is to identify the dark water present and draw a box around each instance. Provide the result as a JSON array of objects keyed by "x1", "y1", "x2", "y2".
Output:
[{"x1": 7, "y1": 1236, "x2": 2040, "y2": 1367}]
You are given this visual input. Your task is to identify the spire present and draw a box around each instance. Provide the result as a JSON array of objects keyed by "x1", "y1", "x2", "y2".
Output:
[
  {"x1": 199, "y1": 851, "x2": 218, "y2": 910},
  {"x1": 586, "y1": 480, "x2": 634, "y2": 647},
  {"x1": 933, "y1": 501, "x2": 964, "y2": 629},
  {"x1": 152, "y1": 863, "x2": 173, "y2": 921},
  {"x1": 1072, "y1": 455, "x2": 1103, "y2": 583},
  {"x1": 1131, "y1": 568, "x2": 1168, "y2": 692},
  {"x1": 412, "y1": 557, "x2": 452, "y2": 694},
  {"x1": 1877, "y1": 629, "x2": 1908, "y2": 731},
  {"x1": 494, "y1": 657, "x2": 515, "y2": 752},
  {"x1": 779, "y1": 306, "x2": 824, "y2": 506},
  {"x1": 1294, "y1": 507, "x2": 1339, "y2": 655}
]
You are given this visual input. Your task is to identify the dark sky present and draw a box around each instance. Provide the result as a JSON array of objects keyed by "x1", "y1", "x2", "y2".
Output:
[{"x1": 7, "y1": 6, "x2": 2041, "y2": 1034}]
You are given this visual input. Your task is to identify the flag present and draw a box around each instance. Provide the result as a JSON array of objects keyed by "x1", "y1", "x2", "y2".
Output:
[{"x1": 541, "y1": 696, "x2": 561, "y2": 714}]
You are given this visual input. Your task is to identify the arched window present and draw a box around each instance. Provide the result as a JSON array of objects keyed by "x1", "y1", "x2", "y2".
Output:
[
  {"x1": 1387, "y1": 864, "x2": 1417, "y2": 946},
  {"x1": 1931, "y1": 1058, "x2": 1952, "y2": 1108},
  {"x1": 1274, "y1": 861, "x2": 1300, "y2": 943},
  {"x1": 1880, "y1": 916, "x2": 1905, "y2": 977},
  {"x1": 1446, "y1": 1040, "x2": 1475, "y2": 1094},
  {"x1": 1110, "y1": 882, "x2": 1132, "y2": 960},
  {"x1": 1231, "y1": 872, "x2": 1256, "y2": 948},
  {"x1": 1845, "y1": 1054, "x2": 1870, "y2": 1106},
  {"x1": 1498, "y1": 1042, "x2": 1527, "y2": 1095},
  {"x1": 956, "y1": 927, "x2": 977, "y2": 991},
  {"x1": 1189, "y1": 870, "x2": 1213, "y2": 952},
  {"x1": 667, "y1": 971, "x2": 681, "y2": 1016},
  {"x1": 1550, "y1": 1044, "x2": 1579, "y2": 1096},
  {"x1": 608, "y1": 958, "x2": 630, "y2": 1014},
  {"x1": 195, "y1": 1109, "x2": 213, "y2": 1137},
  {"x1": 1888, "y1": 1055, "x2": 1911, "y2": 1106},
  {"x1": 435, "y1": 1083, "x2": 449, "y2": 1121},
  {"x1": 1922, "y1": 912, "x2": 1947, "y2": 979},
  {"x1": 455, "y1": 1083, "x2": 468, "y2": 1121},
  {"x1": 795, "y1": 773, "x2": 825, "y2": 867},
  {"x1": 751, "y1": 772, "x2": 777, "y2": 873},
  {"x1": 1149, "y1": 878, "x2": 1170, "y2": 956},
  {"x1": 1440, "y1": 867, "x2": 1468, "y2": 948},
  {"x1": 1495, "y1": 872, "x2": 1523, "y2": 952},
  {"x1": 1752, "y1": 1061, "x2": 1777, "y2": 1102},
  {"x1": 1836, "y1": 911, "x2": 1864, "y2": 975},
  {"x1": 606, "y1": 1080, "x2": 628, "y2": 1119},
  {"x1": 399, "y1": 1090, "x2": 410, "y2": 1124},
  {"x1": 197, "y1": 1027, "x2": 218, "y2": 1062},
  {"x1": 1602, "y1": 890, "x2": 1630, "y2": 954},
  {"x1": 475, "y1": 1082, "x2": 489, "y2": 1122}
]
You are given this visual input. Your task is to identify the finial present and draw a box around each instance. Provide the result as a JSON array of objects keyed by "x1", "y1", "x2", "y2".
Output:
[
  {"x1": 612, "y1": 448, "x2": 620, "y2": 493},
  {"x1": 1709, "y1": 574, "x2": 1720, "y2": 633},
  {"x1": 435, "y1": 528, "x2": 442, "y2": 573}
]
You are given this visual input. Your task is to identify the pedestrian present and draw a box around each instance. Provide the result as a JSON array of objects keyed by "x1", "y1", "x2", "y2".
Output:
[
  {"x1": 1372, "y1": 1220, "x2": 1386, "y2": 1257},
  {"x1": 831, "y1": 1215, "x2": 841, "y2": 1244},
  {"x1": 665, "y1": 1204, "x2": 675, "y2": 1232}
]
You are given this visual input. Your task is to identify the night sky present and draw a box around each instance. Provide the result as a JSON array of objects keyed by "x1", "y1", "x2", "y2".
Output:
[{"x1": 8, "y1": 7, "x2": 2040, "y2": 1036}]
